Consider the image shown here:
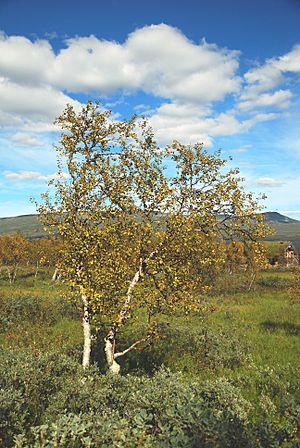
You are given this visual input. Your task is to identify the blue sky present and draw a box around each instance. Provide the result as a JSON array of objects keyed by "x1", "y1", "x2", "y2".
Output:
[{"x1": 0, "y1": 0, "x2": 300, "y2": 218}]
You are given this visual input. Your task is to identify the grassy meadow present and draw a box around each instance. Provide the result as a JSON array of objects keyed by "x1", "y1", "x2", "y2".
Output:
[{"x1": 0, "y1": 267, "x2": 299, "y2": 447}]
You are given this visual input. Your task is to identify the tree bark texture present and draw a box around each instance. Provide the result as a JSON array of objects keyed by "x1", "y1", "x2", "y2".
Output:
[{"x1": 82, "y1": 294, "x2": 92, "y2": 368}]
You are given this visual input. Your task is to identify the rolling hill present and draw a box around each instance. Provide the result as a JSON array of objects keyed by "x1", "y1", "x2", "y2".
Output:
[
  {"x1": 1, "y1": 212, "x2": 300, "y2": 249},
  {"x1": 0, "y1": 214, "x2": 47, "y2": 238}
]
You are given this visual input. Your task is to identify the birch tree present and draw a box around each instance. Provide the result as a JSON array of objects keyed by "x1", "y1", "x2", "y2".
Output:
[
  {"x1": 0, "y1": 234, "x2": 28, "y2": 283},
  {"x1": 38, "y1": 101, "x2": 268, "y2": 372}
]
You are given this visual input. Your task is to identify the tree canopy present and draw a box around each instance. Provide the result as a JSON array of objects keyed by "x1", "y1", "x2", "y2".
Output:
[{"x1": 38, "y1": 101, "x2": 268, "y2": 372}]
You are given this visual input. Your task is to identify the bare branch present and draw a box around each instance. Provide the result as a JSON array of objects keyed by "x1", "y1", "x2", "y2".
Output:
[{"x1": 114, "y1": 337, "x2": 148, "y2": 359}]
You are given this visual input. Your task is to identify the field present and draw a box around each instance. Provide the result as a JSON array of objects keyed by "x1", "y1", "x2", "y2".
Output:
[{"x1": 0, "y1": 267, "x2": 299, "y2": 447}]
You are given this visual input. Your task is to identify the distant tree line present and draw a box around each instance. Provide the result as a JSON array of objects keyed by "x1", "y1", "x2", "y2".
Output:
[{"x1": 0, "y1": 234, "x2": 62, "y2": 283}]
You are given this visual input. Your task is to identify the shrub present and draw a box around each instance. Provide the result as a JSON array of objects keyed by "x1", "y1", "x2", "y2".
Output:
[
  {"x1": 118, "y1": 323, "x2": 249, "y2": 374},
  {"x1": 0, "y1": 388, "x2": 27, "y2": 447},
  {"x1": 0, "y1": 295, "x2": 77, "y2": 330},
  {"x1": 0, "y1": 347, "x2": 299, "y2": 447},
  {"x1": 0, "y1": 350, "x2": 84, "y2": 430},
  {"x1": 257, "y1": 276, "x2": 291, "y2": 289},
  {"x1": 14, "y1": 370, "x2": 254, "y2": 448}
]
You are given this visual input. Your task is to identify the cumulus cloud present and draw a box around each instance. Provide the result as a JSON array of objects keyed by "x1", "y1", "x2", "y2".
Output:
[
  {"x1": 274, "y1": 44, "x2": 300, "y2": 74},
  {"x1": 148, "y1": 101, "x2": 247, "y2": 145},
  {"x1": 256, "y1": 177, "x2": 284, "y2": 187},
  {"x1": 149, "y1": 102, "x2": 281, "y2": 146},
  {"x1": 0, "y1": 33, "x2": 54, "y2": 85},
  {"x1": 241, "y1": 44, "x2": 300, "y2": 104},
  {"x1": 0, "y1": 25, "x2": 241, "y2": 106},
  {"x1": 238, "y1": 89, "x2": 292, "y2": 111},
  {"x1": 0, "y1": 25, "x2": 298, "y2": 147},
  {"x1": 4, "y1": 170, "x2": 69, "y2": 182},
  {"x1": 0, "y1": 77, "x2": 80, "y2": 127}
]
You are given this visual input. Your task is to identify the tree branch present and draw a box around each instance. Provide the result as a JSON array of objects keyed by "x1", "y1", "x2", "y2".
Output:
[{"x1": 114, "y1": 337, "x2": 148, "y2": 359}]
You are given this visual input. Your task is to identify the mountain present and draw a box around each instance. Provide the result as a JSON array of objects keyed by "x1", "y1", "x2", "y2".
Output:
[
  {"x1": 262, "y1": 212, "x2": 299, "y2": 224},
  {"x1": 262, "y1": 213, "x2": 300, "y2": 251},
  {"x1": 1, "y1": 211, "x2": 300, "y2": 249}
]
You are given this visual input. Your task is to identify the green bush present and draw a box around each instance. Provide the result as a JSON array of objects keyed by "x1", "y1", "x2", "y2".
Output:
[
  {"x1": 14, "y1": 369, "x2": 254, "y2": 448},
  {"x1": 0, "y1": 350, "x2": 84, "y2": 430},
  {"x1": 0, "y1": 346, "x2": 299, "y2": 447},
  {"x1": 117, "y1": 323, "x2": 249, "y2": 374},
  {"x1": 257, "y1": 276, "x2": 291, "y2": 289},
  {"x1": 0, "y1": 295, "x2": 77, "y2": 330},
  {"x1": 0, "y1": 388, "x2": 27, "y2": 447}
]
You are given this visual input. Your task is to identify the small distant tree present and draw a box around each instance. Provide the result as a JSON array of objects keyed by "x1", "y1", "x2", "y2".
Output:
[
  {"x1": 38, "y1": 101, "x2": 268, "y2": 372},
  {"x1": 244, "y1": 241, "x2": 268, "y2": 290},
  {"x1": 225, "y1": 241, "x2": 247, "y2": 274},
  {"x1": 28, "y1": 238, "x2": 62, "y2": 279},
  {"x1": 0, "y1": 234, "x2": 29, "y2": 283}
]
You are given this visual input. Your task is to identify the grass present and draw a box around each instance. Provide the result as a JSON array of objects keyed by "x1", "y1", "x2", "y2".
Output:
[
  {"x1": 1, "y1": 267, "x2": 299, "y2": 447},
  {"x1": 1, "y1": 267, "x2": 298, "y2": 376}
]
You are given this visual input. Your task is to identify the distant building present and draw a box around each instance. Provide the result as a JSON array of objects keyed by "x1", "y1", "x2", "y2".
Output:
[{"x1": 285, "y1": 242, "x2": 298, "y2": 266}]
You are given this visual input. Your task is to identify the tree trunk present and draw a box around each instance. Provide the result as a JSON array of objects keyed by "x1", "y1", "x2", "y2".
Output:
[
  {"x1": 34, "y1": 260, "x2": 39, "y2": 279},
  {"x1": 7, "y1": 267, "x2": 12, "y2": 284},
  {"x1": 82, "y1": 294, "x2": 92, "y2": 368},
  {"x1": 104, "y1": 259, "x2": 149, "y2": 374},
  {"x1": 248, "y1": 272, "x2": 256, "y2": 291},
  {"x1": 52, "y1": 267, "x2": 58, "y2": 281},
  {"x1": 104, "y1": 331, "x2": 121, "y2": 375},
  {"x1": 12, "y1": 264, "x2": 18, "y2": 283}
]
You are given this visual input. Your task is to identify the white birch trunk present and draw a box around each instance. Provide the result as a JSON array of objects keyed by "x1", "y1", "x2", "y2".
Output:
[
  {"x1": 104, "y1": 332, "x2": 121, "y2": 375},
  {"x1": 52, "y1": 267, "x2": 58, "y2": 281},
  {"x1": 82, "y1": 294, "x2": 91, "y2": 368},
  {"x1": 12, "y1": 264, "x2": 18, "y2": 283},
  {"x1": 7, "y1": 267, "x2": 12, "y2": 284},
  {"x1": 34, "y1": 260, "x2": 39, "y2": 279},
  {"x1": 104, "y1": 261, "x2": 147, "y2": 374}
]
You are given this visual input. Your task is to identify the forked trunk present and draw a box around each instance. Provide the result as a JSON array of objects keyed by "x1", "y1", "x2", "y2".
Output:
[
  {"x1": 104, "y1": 331, "x2": 121, "y2": 375},
  {"x1": 82, "y1": 294, "x2": 91, "y2": 368},
  {"x1": 103, "y1": 260, "x2": 147, "y2": 374}
]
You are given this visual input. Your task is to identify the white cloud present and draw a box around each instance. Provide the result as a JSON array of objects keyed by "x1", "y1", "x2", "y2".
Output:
[
  {"x1": 275, "y1": 44, "x2": 300, "y2": 73},
  {"x1": 243, "y1": 65, "x2": 284, "y2": 98},
  {"x1": 4, "y1": 170, "x2": 69, "y2": 182},
  {"x1": 0, "y1": 78, "x2": 79, "y2": 126},
  {"x1": 0, "y1": 33, "x2": 54, "y2": 85},
  {"x1": 230, "y1": 144, "x2": 252, "y2": 154},
  {"x1": 150, "y1": 102, "x2": 246, "y2": 145},
  {"x1": 149, "y1": 102, "x2": 281, "y2": 146},
  {"x1": 241, "y1": 44, "x2": 300, "y2": 103},
  {"x1": 243, "y1": 112, "x2": 282, "y2": 129},
  {"x1": 0, "y1": 25, "x2": 241, "y2": 106},
  {"x1": 123, "y1": 25, "x2": 241, "y2": 103},
  {"x1": 11, "y1": 132, "x2": 44, "y2": 146},
  {"x1": 238, "y1": 89, "x2": 292, "y2": 111},
  {"x1": 0, "y1": 25, "x2": 298, "y2": 150},
  {"x1": 256, "y1": 177, "x2": 284, "y2": 187}
]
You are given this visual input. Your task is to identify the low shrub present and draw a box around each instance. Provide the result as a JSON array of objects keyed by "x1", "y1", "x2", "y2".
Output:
[
  {"x1": 0, "y1": 295, "x2": 78, "y2": 330},
  {"x1": 257, "y1": 276, "x2": 291, "y2": 289},
  {"x1": 1, "y1": 349, "x2": 298, "y2": 448},
  {"x1": 0, "y1": 388, "x2": 28, "y2": 447},
  {"x1": 116, "y1": 322, "x2": 249, "y2": 374}
]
